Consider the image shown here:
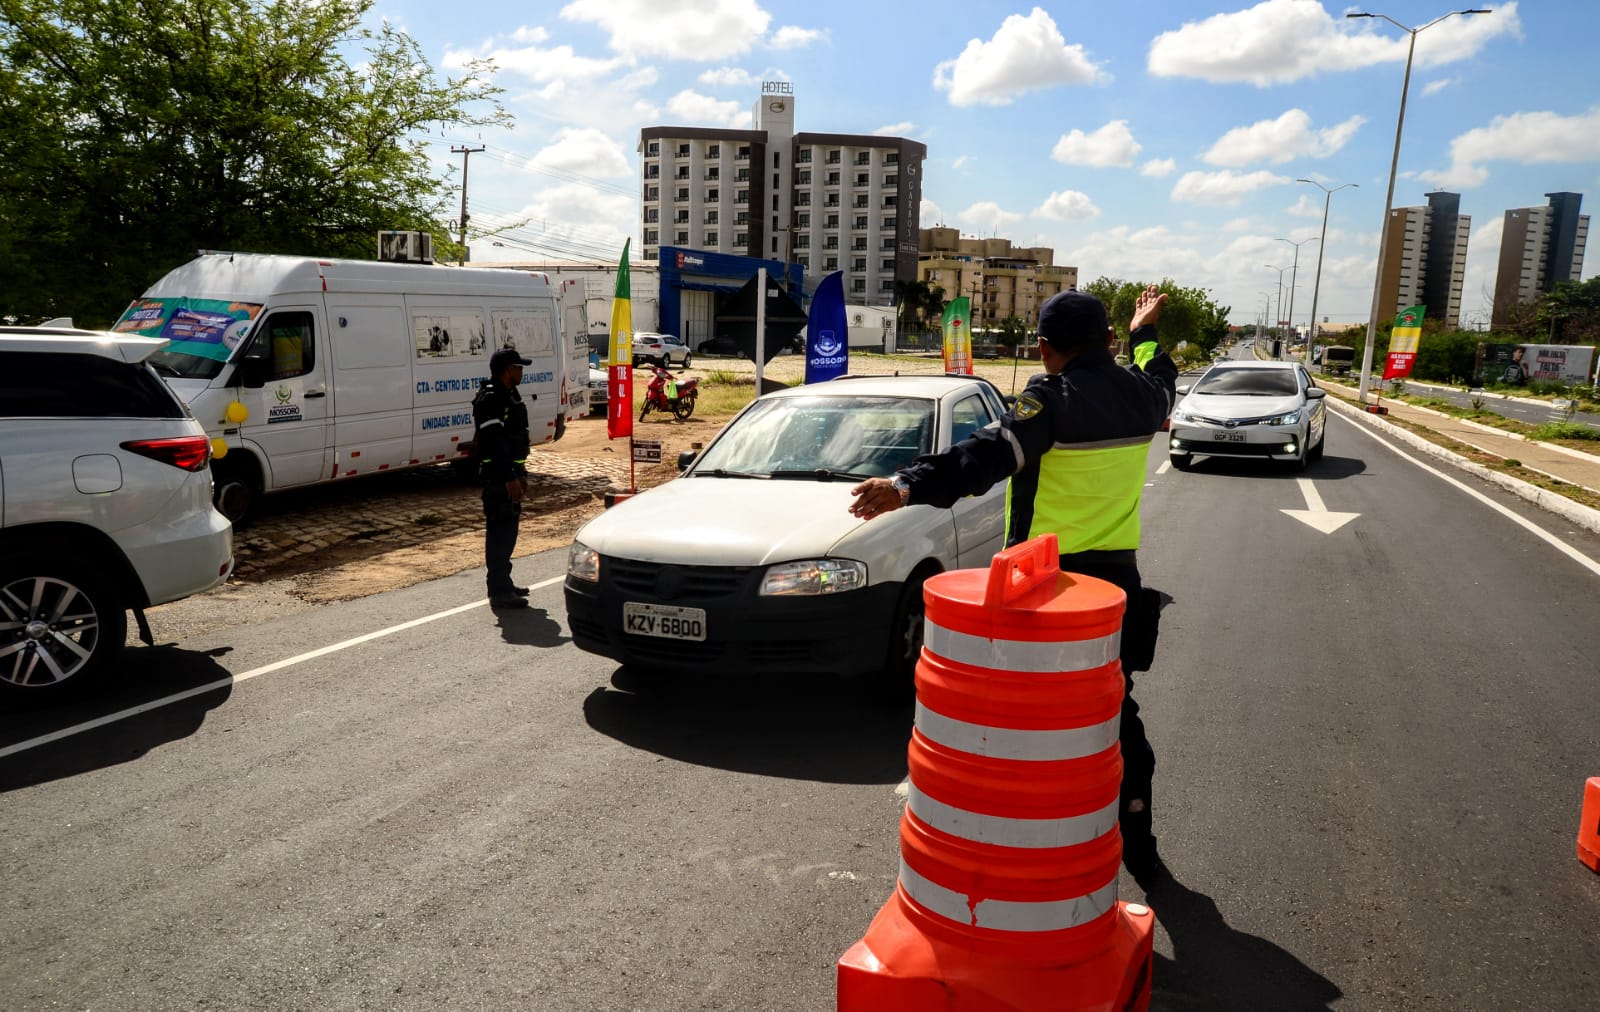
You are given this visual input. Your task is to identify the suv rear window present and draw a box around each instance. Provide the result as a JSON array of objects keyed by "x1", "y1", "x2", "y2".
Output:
[{"x1": 0, "y1": 352, "x2": 187, "y2": 418}]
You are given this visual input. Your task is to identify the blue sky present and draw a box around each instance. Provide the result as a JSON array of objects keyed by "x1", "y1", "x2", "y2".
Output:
[{"x1": 368, "y1": 0, "x2": 1598, "y2": 327}]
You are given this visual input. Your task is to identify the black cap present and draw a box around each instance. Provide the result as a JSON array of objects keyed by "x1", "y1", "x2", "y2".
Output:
[
  {"x1": 490, "y1": 347, "x2": 533, "y2": 373},
  {"x1": 1037, "y1": 291, "x2": 1111, "y2": 352}
]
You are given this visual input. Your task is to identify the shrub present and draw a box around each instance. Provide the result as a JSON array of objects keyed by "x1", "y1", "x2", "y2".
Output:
[{"x1": 1530, "y1": 421, "x2": 1600, "y2": 442}]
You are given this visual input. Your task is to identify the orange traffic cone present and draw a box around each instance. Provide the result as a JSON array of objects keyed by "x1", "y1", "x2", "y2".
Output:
[
  {"x1": 1579, "y1": 778, "x2": 1600, "y2": 874},
  {"x1": 837, "y1": 535, "x2": 1155, "y2": 1011}
]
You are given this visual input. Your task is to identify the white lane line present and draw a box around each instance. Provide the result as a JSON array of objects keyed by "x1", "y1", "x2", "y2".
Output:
[
  {"x1": 1155, "y1": 460, "x2": 1171, "y2": 476},
  {"x1": 1298, "y1": 477, "x2": 1326, "y2": 513},
  {"x1": 1337, "y1": 415, "x2": 1600, "y2": 580},
  {"x1": 0, "y1": 575, "x2": 566, "y2": 760}
]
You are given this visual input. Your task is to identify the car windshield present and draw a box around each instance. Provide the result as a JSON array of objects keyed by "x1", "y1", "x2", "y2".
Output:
[
  {"x1": 111, "y1": 296, "x2": 264, "y2": 380},
  {"x1": 1193, "y1": 367, "x2": 1299, "y2": 396},
  {"x1": 693, "y1": 394, "x2": 933, "y2": 478}
]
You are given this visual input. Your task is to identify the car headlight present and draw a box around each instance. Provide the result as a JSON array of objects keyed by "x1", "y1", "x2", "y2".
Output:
[
  {"x1": 760, "y1": 559, "x2": 867, "y2": 596},
  {"x1": 1172, "y1": 407, "x2": 1195, "y2": 422},
  {"x1": 1264, "y1": 410, "x2": 1302, "y2": 426},
  {"x1": 567, "y1": 541, "x2": 600, "y2": 582}
]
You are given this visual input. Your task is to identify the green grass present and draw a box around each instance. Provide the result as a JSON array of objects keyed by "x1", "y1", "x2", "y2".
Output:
[{"x1": 1530, "y1": 421, "x2": 1600, "y2": 442}]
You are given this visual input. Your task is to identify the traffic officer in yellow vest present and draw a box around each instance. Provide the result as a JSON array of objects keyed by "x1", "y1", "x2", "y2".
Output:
[
  {"x1": 848, "y1": 284, "x2": 1177, "y2": 883},
  {"x1": 474, "y1": 347, "x2": 534, "y2": 609}
]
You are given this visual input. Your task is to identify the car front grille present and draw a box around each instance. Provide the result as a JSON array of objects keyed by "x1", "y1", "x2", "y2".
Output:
[{"x1": 605, "y1": 557, "x2": 753, "y2": 600}]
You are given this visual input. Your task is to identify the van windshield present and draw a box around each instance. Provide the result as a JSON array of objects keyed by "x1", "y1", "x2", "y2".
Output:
[{"x1": 112, "y1": 297, "x2": 265, "y2": 379}]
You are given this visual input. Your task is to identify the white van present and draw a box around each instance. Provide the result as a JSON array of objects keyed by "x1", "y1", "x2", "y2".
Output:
[{"x1": 113, "y1": 252, "x2": 570, "y2": 520}]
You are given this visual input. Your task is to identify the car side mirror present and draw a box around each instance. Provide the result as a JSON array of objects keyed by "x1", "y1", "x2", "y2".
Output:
[
  {"x1": 1305, "y1": 388, "x2": 1326, "y2": 399},
  {"x1": 237, "y1": 356, "x2": 271, "y2": 389},
  {"x1": 1176, "y1": 383, "x2": 1192, "y2": 395},
  {"x1": 677, "y1": 449, "x2": 698, "y2": 472}
]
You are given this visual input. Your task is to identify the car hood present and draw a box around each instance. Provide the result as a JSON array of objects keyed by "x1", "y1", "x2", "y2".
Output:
[
  {"x1": 575, "y1": 476, "x2": 871, "y2": 567},
  {"x1": 1180, "y1": 392, "x2": 1302, "y2": 418}
]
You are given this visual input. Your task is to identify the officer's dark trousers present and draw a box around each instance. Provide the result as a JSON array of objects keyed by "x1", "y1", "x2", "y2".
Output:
[
  {"x1": 482, "y1": 482, "x2": 522, "y2": 596},
  {"x1": 1059, "y1": 554, "x2": 1158, "y2": 863}
]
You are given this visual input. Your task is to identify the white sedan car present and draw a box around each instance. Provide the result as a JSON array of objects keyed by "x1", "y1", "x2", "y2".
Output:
[
  {"x1": 564, "y1": 375, "x2": 1009, "y2": 696},
  {"x1": 1168, "y1": 360, "x2": 1326, "y2": 470}
]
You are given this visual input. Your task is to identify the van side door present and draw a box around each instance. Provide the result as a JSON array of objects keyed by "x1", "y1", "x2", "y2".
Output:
[
  {"x1": 324, "y1": 297, "x2": 413, "y2": 478},
  {"x1": 235, "y1": 307, "x2": 331, "y2": 488},
  {"x1": 491, "y1": 305, "x2": 561, "y2": 446}
]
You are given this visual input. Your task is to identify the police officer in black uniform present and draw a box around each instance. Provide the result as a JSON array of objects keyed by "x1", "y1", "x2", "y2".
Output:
[
  {"x1": 849, "y1": 285, "x2": 1177, "y2": 885},
  {"x1": 473, "y1": 348, "x2": 533, "y2": 609}
]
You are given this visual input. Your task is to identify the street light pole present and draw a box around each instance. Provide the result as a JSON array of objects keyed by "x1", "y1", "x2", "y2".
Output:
[
  {"x1": 1279, "y1": 236, "x2": 1319, "y2": 357},
  {"x1": 1296, "y1": 180, "x2": 1358, "y2": 369},
  {"x1": 1348, "y1": 8, "x2": 1491, "y2": 401},
  {"x1": 1265, "y1": 264, "x2": 1287, "y2": 353}
]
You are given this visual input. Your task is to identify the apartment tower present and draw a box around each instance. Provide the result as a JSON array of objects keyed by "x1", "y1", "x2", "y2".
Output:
[
  {"x1": 1377, "y1": 191, "x2": 1471, "y2": 328},
  {"x1": 638, "y1": 83, "x2": 926, "y2": 307},
  {"x1": 1491, "y1": 192, "x2": 1589, "y2": 328}
]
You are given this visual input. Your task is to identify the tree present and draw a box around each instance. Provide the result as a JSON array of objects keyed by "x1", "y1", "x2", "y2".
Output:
[
  {"x1": 0, "y1": 0, "x2": 507, "y2": 325},
  {"x1": 1080, "y1": 276, "x2": 1230, "y2": 353},
  {"x1": 1539, "y1": 277, "x2": 1600, "y2": 345}
]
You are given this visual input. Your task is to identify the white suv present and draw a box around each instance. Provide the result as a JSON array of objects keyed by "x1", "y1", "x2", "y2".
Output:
[
  {"x1": 631, "y1": 332, "x2": 692, "y2": 368},
  {"x1": 0, "y1": 328, "x2": 233, "y2": 700}
]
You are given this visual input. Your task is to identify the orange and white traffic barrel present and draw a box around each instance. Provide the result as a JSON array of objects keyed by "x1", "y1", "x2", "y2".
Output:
[
  {"x1": 1579, "y1": 778, "x2": 1600, "y2": 873},
  {"x1": 838, "y1": 534, "x2": 1155, "y2": 1011}
]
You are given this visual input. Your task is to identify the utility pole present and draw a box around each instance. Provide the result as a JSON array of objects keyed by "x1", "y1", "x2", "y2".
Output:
[{"x1": 451, "y1": 144, "x2": 485, "y2": 265}]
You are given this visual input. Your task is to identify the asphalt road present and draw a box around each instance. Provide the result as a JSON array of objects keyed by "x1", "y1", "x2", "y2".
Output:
[
  {"x1": 3, "y1": 407, "x2": 1598, "y2": 1010},
  {"x1": 1395, "y1": 380, "x2": 1600, "y2": 432}
]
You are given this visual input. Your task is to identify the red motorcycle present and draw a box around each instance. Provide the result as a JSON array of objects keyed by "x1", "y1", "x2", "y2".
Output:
[{"x1": 639, "y1": 365, "x2": 698, "y2": 421}]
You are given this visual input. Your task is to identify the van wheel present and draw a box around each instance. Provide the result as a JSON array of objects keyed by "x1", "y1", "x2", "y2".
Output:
[
  {"x1": 0, "y1": 558, "x2": 126, "y2": 702},
  {"x1": 213, "y1": 459, "x2": 261, "y2": 525}
]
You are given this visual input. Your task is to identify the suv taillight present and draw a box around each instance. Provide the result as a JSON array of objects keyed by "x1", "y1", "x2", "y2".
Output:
[{"x1": 121, "y1": 435, "x2": 212, "y2": 472}]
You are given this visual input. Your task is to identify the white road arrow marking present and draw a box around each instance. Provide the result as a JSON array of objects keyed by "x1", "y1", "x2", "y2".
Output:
[{"x1": 1281, "y1": 477, "x2": 1360, "y2": 534}]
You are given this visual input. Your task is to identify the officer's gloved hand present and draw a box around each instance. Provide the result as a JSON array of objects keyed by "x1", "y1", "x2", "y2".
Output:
[{"x1": 1133, "y1": 341, "x2": 1160, "y2": 369}]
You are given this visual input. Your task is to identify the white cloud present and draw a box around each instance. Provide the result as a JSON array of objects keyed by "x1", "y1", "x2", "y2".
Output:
[
  {"x1": 951, "y1": 156, "x2": 972, "y2": 171},
  {"x1": 1140, "y1": 158, "x2": 1176, "y2": 178},
  {"x1": 770, "y1": 25, "x2": 825, "y2": 49},
  {"x1": 1051, "y1": 120, "x2": 1141, "y2": 168},
  {"x1": 1202, "y1": 109, "x2": 1366, "y2": 167},
  {"x1": 1287, "y1": 194, "x2": 1324, "y2": 219},
  {"x1": 1171, "y1": 169, "x2": 1291, "y2": 205},
  {"x1": 874, "y1": 122, "x2": 915, "y2": 137},
  {"x1": 920, "y1": 198, "x2": 947, "y2": 227},
  {"x1": 444, "y1": 37, "x2": 624, "y2": 85},
  {"x1": 1460, "y1": 214, "x2": 1503, "y2": 328},
  {"x1": 1147, "y1": 0, "x2": 1522, "y2": 86},
  {"x1": 699, "y1": 67, "x2": 756, "y2": 87},
  {"x1": 1036, "y1": 190, "x2": 1101, "y2": 221},
  {"x1": 509, "y1": 26, "x2": 550, "y2": 44},
  {"x1": 933, "y1": 7, "x2": 1107, "y2": 107},
  {"x1": 1420, "y1": 106, "x2": 1600, "y2": 189},
  {"x1": 560, "y1": 0, "x2": 771, "y2": 60},
  {"x1": 489, "y1": 182, "x2": 637, "y2": 258},
  {"x1": 1222, "y1": 217, "x2": 1257, "y2": 233},
  {"x1": 528, "y1": 128, "x2": 632, "y2": 178},
  {"x1": 664, "y1": 89, "x2": 753, "y2": 128},
  {"x1": 958, "y1": 201, "x2": 1025, "y2": 232},
  {"x1": 1422, "y1": 77, "x2": 1459, "y2": 97}
]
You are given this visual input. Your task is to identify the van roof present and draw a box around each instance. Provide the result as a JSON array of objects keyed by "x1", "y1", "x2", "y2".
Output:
[{"x1": 141, "y1": 252, "x2": 559, "y2": 302}]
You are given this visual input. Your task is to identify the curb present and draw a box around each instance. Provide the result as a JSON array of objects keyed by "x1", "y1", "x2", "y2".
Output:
[
  {"x1": 1325, "y1": 395, "x2": 1600, "y2": 536},
  {"x1": 1318, "y1": 382, "x2": 1600, "y2": 475}
]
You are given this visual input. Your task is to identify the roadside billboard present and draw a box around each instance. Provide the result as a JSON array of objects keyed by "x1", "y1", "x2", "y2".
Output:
[{"x1": 1475, "y1": 343, "x2": 1596, "y2": 385}]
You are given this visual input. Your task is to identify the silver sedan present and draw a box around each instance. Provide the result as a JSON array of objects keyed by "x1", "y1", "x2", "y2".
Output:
[{"x1": 1168, "y1": 361, "x2": 1327, "y2": 470}]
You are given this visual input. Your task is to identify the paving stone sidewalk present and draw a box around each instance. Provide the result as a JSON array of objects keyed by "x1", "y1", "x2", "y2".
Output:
[{"x1": 228, "y1": 449, "x2": 627, "y2": 581}]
